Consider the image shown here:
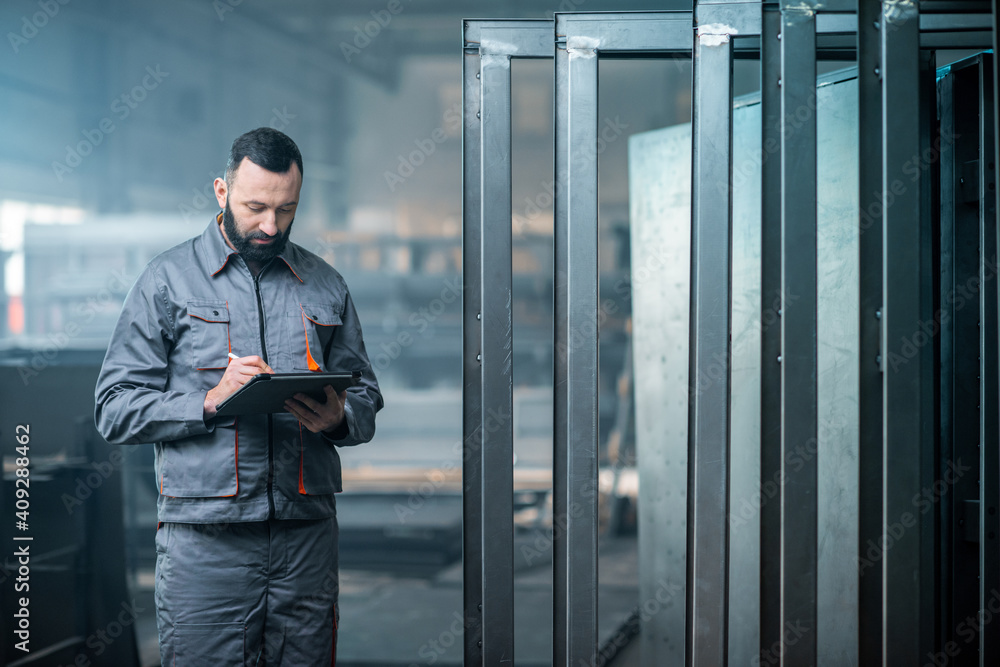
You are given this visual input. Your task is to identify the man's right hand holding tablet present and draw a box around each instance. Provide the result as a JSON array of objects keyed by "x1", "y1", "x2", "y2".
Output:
[{"x1": 203, "y1": 353, "x2": 274, "y2": 419}]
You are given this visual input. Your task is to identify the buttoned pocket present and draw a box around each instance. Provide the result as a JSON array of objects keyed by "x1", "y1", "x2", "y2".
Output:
[
  {"x1": 188, "y1": 299, "x2": 231, "y2": 370},
  {"x1": 287, "y1": 302, "x2": 342, "y2": 371},
  {"x1": 158, "y1": 421, "x2": 239, "y2": 498}
]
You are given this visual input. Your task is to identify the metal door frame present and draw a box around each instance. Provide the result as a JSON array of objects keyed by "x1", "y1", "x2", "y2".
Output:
[{"x1": 461, "y1": 5, "x2": 996, "y2": 665}]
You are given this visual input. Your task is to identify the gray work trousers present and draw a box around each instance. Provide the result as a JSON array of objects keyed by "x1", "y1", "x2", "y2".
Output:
[{"x1": 155, "y1": 517, "x2": 339, "y2": 666}]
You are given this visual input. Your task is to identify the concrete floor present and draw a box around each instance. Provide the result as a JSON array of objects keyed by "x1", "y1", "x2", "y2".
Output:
[{"x1": 133, "y1": 534, "x2": 642, "y2": 666}]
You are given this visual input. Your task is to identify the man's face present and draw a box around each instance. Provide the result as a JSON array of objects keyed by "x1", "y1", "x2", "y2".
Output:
[{"x1": 214, "y1": 157, "x2": 301, "y2": 263}]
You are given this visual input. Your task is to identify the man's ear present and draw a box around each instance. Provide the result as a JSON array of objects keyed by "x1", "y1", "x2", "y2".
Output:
[{"x1": 213, "y1": 177, "x2": 228, "y2": 210}]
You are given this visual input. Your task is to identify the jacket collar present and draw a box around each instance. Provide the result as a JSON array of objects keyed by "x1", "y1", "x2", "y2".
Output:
[{"x1": 203, "y1": 212, "x2": 304, "y2": 282}]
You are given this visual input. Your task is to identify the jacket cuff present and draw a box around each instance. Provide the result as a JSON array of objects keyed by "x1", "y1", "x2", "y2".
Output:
[
  {"x1": 189, "y1": 391, "x2": 220, "y2": 436},
  {"x1": 321, "y1": 402, "x2": 353, "y2": 442}
]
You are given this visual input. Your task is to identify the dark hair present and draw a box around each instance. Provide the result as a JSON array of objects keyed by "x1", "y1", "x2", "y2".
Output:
[{"x1": 225, "y1": 127, "x2": 303, "y2": 186}]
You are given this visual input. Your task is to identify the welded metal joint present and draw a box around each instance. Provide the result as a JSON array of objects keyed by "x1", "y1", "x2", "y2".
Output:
[
  {"x1": 566, "y1": 35, "x2": 600, "y2": 57},
  {"x1": 883, "y1": 0, "x2": 918, "y2": 26},
  {"x1": 696, "y1": 22, "x2": 739, "y2": 45}
]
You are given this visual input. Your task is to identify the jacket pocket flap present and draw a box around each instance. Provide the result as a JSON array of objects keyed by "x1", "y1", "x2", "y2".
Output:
[
  {"x1": 296, "y1": 303, "x2": 342, "y2": 327},
  {"x1": 188, "y1": 300, "x2": 230, "y2": 323}
]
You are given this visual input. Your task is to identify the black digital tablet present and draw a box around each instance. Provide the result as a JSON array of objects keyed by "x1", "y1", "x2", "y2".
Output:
[{"x1": 214, "y1": 371, "x2": 362, "y2": 417}]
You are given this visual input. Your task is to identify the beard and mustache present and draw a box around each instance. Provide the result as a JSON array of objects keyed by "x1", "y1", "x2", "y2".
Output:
[{"x1": 222, "y1": 199, "x2": 294, "y2": 263}]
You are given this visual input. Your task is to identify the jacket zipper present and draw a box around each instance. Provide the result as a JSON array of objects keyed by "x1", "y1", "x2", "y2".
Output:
[{"x1": 252, "y1": 271, "x2": 275, "y2": 519}]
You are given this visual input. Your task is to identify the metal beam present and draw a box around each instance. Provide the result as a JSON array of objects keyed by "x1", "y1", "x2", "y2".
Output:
[
  {"x1": 556, "y1": 12, "x2": 695, "y2": 53},
  {"x1": 856, "y1": 0, "x2": 884, "y2": 661},
  {"x1": 778, "y1": 2, "x2": 819, "y2": 664},
  {"x1": 553, "y1": 21, "x2": 599, "y2": 667},
  {"x1": 461, "y1": 26, "x2": 485, "y2": 666},
  {"x1": 687, "y1": 14, "x2": 735, "y2": 667},
  {"x1": 759, "y1": 2, "x2": 783, "y2": 662},
  {"x1": 879, "y1": 0, "x2": 929, "y2": 662},
  {"x1": 462, "y1": 19, "x2": 554, "y2": 665},
  {"x1": 978, "y1": 54, "x2": 999, "y2": 666},
  {"x1": 478, "y1": 48, "x2": 515, "y2": 666}
]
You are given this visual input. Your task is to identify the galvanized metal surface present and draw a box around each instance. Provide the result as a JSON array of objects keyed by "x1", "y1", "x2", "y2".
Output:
[
  {"x1": 628, "y1": 125, "x2": 692, "y2": 666},
  {"x1": 463, "y1": 7, "x2": 996, "y2": 666},
  {"x1": 880, "y1": 1, "x2": 932, "y2": 662},
  {"x1": 552, "y1": 28, "x2": 600, "y2": 666},
  {"x1": 687, "y1": 16, "x2": 735, "y2": 667},
  {"x1": 462, "y1": 19, "x2": 554, "y2": 665},
  {"x1": 629, "y1": 69, "x2": 862, "y2": 666},
  {"x1": 461, "y1": 37, "x2": 485, "y2": 665}
]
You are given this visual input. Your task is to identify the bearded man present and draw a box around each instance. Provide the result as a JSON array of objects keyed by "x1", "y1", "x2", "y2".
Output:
[{"x1": 95, "y1": 127, "x2": 382, "y2": 665}]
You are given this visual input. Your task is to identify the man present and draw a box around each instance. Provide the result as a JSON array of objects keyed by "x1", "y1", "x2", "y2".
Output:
[{"x1": 95, "y1": 127, "x2": 382, "y2": 665}]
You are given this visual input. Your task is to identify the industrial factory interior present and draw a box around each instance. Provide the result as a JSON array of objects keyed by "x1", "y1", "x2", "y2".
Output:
[{"x1": 1, "y1": 0, "x2": 999, "y2": 665}]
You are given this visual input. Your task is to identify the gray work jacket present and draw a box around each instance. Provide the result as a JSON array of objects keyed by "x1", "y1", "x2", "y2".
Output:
[{"x1": 94, "y1": 215, "x2": 383, "y2": 523}]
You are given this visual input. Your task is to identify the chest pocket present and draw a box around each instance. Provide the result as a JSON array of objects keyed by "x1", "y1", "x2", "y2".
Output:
[
  {"x1": 188, "y1": 300, "x2": 231, "y2": 370},
  {"x1": 288, "y1": 302, "x2": 342, "y2": 371}
]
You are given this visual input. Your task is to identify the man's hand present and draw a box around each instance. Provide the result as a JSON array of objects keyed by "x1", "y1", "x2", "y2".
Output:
[
  {"x1": 203, "y1": 355, "x2": 273, "y2": 419},
  {"x1": 284, "y1": 385, "x2": 347, "y2": 434}
]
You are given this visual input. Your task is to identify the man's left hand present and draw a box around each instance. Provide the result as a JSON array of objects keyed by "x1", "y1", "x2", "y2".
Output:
[{"x1": 285, "y1": 385, "x2": 347, "y2": 434}]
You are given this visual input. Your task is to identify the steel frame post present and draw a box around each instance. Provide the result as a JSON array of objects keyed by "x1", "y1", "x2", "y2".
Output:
[
  {"x1": 856, "y1": 0, "x2": 884, "y2": 660},
  {"x1": 879, "y1": 0, "x2": 930, "y2": 662},
  {"x1": 553, "y1": 25, "x2": 599, "y2": 666},
  {"x1": 553, "y1": 13, "x2": 693, "y2": 665},
  {"x1": 759, "y1": 2, "x2": 783, "y2": 660},
  {"x1": 687, "y1": 10, "x2": 736, "y2": 667},
  {"x1": 978, "y1": 54, "x2": 999, "y2": 666},
  {"x1": 461, "y1": 30, "x2": 485, "y2": 665},
  {"x1": 462, "y1": 7, "x2": 991, "y2": 666},
  {"x1": 777, "y1": 2, "x2": 820, "y2": 663},
  {"x1": 462, "y1": 20, "x2": 553, "y2": 665},
  {"x1": 478, "y1": 46, "x2": 515, "y2": 666}
]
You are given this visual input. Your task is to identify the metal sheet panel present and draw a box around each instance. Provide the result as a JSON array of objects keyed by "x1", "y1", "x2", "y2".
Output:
[
  {"x1": 815, "y1": 76, "x2": 860, "y2": 667},
  {"x1": 629, "y1": 68, "x2": 861, "y2": 667},
  {"x1": 728, "y1": 86, "x2": 762, "y2": 667},
  {"x1": 628, "y1": 125, "x2": 692, "y2": 666}
]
